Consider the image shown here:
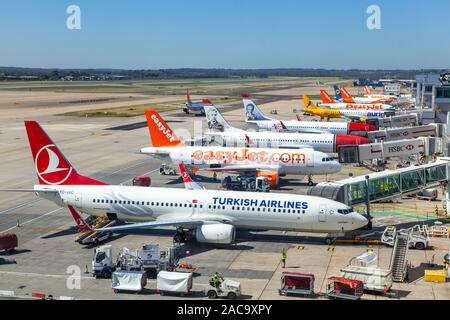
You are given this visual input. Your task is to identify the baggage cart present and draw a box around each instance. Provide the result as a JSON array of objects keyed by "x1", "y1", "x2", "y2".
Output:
[
  {"x1": 278, "y1": 272, "x2": 314, "y2": 297},
  {"x1": 157, "y1": 271, "x2": 193, "y2": 296},
  {"x1": 112, "y1": 270, "x2": 147, "y2": 294},
  {"x1": 326, "y1": 277, "x2": 363, "y2": 300},
  {"x1": 0, "y1": 234, "x2": 18, "y2": 252}
]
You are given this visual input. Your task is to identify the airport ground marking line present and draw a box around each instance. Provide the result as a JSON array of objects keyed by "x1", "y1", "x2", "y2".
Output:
[
  {"x1": 0, "y1": 270, "x2": 93, "y2": 280},
  {"x1": 0, "y1": 159, "x2": 152, "y2": 216},
  {"x1": 0, "y1": 165, "x2": 158, "y2": 233}
]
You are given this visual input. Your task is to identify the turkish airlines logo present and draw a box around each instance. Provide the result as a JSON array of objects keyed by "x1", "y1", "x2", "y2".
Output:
[
  {"x1": 35, "y1": 144, "x2": 72, "y2": 185},
  {"x1": 181, "y1": 171, "x2": 190, "y2": 181}
]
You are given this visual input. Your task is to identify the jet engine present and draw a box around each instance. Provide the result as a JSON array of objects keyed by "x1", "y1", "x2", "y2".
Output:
[{"x1": 195, "y1": 224, "x2": 235, "y2": 244}]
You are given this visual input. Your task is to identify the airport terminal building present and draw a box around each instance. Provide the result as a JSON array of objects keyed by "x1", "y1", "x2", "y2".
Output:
[{"x1": 414, "y1": 73, "x2": 450, "y2": 122}]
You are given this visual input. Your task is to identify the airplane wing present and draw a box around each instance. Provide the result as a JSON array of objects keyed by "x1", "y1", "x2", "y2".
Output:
[
  {"x1": 94, "y1": 218, "x2": 206, "y2": 233},
  {"x1": 94, "y1": 214, "x2": 233, "y2": 233}
]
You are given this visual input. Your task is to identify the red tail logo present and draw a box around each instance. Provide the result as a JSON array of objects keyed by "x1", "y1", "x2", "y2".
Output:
[{"x1": 25, "y1": 121, "x2": 106, "y2": 186}]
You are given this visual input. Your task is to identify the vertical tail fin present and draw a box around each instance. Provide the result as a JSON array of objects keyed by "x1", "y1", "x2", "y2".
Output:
[
  {"x1": 303, "y1": 95, "x2": 317, "y2": 109},
  {"x1": 24, "y1": 121, "x2": 106, "y2": 186},
  {"x1": 242, "y1": 93, "x2": 273, "y2": 121},
  {"x1": 203, "y1": 105, "x2": 238, "y2": 132},
  {"x1": 333, "y1": 85, "x2": 342, "y2": 100},
  {"x1": 144, "y1": 110, "x2": 186, "y2": 147},
  {"x1": 364, "y1": 85, "x2": 372, "y2": 95},
  {"x1": 186, "y1": 89, "x2": 192, "y2": 103},
  {"x1": 340, "y1": 86, "x2": 356, "y2": 103},
  {"x1": 320, "y1": 90, "x2": 335, "y2": 104}
]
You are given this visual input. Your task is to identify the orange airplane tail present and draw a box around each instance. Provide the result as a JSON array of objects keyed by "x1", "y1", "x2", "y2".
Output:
[
  {"x1": 145, "y1": 110, "x2": 186, "y2": 147},
  {"x1": 364, "y1": 85, "x2": 371, "y2": 95},
  {"x1": 320, "y1": 89, "x2": 334, "y2": 104},
  {"x1": 340, "y1": 86, "x2": 356, "y2": 103}
]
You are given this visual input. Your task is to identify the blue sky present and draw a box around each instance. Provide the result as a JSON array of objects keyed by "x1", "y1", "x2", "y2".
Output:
[{"x1": 0, "y1": 0, "x2": 449, "y2": 69}]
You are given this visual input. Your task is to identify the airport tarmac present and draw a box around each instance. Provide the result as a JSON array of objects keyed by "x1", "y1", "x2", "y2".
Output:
[{"x1": 0, "y1": 83, "x2": 449, "y2": 300}]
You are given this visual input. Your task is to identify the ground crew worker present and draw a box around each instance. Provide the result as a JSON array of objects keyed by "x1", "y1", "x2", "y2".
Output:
[
  {"x1": 211, "y1": 272, "x2": 222, "y2": 289},
  {"x1": 281, "y1": 249, "x2": 287, "y2": 268},
  {"x1": 213, "y1": 172, "x2": 217, "y2": 181}
]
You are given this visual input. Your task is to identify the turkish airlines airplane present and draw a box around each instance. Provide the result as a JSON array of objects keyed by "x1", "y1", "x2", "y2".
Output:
[
  {"x1": 319, "y1": 89, "x2": 394, "y2": 111},
  {"x1": 6, "y1": 121, "x2": 367, "y2": 245},
  {"x1": 242, "y1": 94, "x2": 376, "y2": 134},
  {"x1": 204, "y1": 105, "x2": 369, "y2": 153},
  {"x1": 304, "y1": 95, "x2": 394, "y2": 122},
  {"x1": 140, "y1": 110, "x2": 342, "y2": 186}
]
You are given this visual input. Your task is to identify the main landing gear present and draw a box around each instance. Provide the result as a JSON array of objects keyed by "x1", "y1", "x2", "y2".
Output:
[{"x1": 173, "y1": 227, "x2": 187, "y2": 244}]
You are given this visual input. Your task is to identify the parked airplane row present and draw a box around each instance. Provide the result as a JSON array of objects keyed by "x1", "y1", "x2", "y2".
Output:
[{"x1": 2, "y1": 120, "x2": 368, "y2": 246}]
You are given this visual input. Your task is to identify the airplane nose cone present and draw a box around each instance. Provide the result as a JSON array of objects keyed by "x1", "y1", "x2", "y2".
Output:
[
  {"x1": 336, "y1": 135, "x2": 369, "y2": 148},
  {"x1": 353, "y1": 213, "x2": 369, "y2": 229},
  {"x1": 348, "y1": 122, "x2": 377, "y2": 132}
]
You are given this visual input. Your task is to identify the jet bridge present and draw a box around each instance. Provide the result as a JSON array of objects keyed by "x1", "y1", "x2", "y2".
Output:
[
  {"x1": 367, "y1": 124, "x2": 438, "y2": 142},
  {"x1": 338, "y1": 137, "x2": 442, "y2": 164},
  {"x1": 308, "y1": 161, "x2": 448, "y2": 206}
]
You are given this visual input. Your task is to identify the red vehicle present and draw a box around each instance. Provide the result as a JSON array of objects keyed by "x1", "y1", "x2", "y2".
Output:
[
  {"x1": 0, "y1": 234, "x2": 18, "y2": 252},
  {"x1": 326, "y1": 276, "x2": 363, "y2": 300},
  {"x1": 132, "y1": 176, "x2": 151, "y2": 187},
  {"x1": 279, "y1": 272, "x2": 315, "y2": 296}
]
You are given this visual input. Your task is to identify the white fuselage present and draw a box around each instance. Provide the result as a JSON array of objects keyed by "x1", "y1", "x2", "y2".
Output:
[
  {"x1": 319, "y1": 102, "x2": 394, "y2": 111},
  {"x1": 140, "y1": 145, "x2": 341, "y2": 176},
  {"x1": 207, "y1": 131, "x2": 338, "y2": 153},
  {"x1": 247, "y1": 120, "x2": 350, "y2": 134},
  {"x1": 35, "y1": 184, "x2": 367, "y2": 233},
  {"x1": 337, "y1": 109, "x2": 393, "y2": 120}
]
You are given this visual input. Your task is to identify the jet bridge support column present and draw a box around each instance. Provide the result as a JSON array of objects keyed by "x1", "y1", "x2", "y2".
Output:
[{"x1": 364, "y1": 175, "x2": 372, "y2": 230}]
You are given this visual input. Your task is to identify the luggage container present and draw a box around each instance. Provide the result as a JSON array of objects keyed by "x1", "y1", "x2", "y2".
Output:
[
  {"x1": 278, "y1": 272, "x2": 314, "y2": 297},
  {"x1": 157, "y1": 271, "x2": 193, "y2": 296},
  {"x1": 0, "y1": 234, "x2": 18, "y2": 252},
  {"x1": 326, "y1": 277, "x2": 363, "y2": 300},
  {"x1": 111, "y1": 270, "x2": 147, "y2": 294}
]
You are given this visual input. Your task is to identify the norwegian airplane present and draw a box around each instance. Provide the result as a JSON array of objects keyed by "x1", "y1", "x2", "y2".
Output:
[
  {"x1": 203, "y1": 105, "x2": 369, "y2": 153},
  {"x1": 319, "y1": 89, "x2": 394, "y2": 111},
  {"x1": 140, "y1": 110, "x2": 342, "y2": 186},
  {"x1": 5, "y1": 120, "x2": 367, "y2": 245},
  {"x1": 304, "y1": 95, "x2": 394, "y2": 122},
  {"x1": 182, "y1": 89, "x2": 211, "y2": 115},
  {"x1": 242, "y1": 94, "x2": 375, "y2": 134}
]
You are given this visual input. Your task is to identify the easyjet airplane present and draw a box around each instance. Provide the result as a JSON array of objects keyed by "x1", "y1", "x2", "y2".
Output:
[
  {"x1": 140, "y1": 110, "x2": 342, "y2": 186},
  {"x1": 332, "y1": 85, "x2": 383, "y2": 104},
  {"x1": 203, "y1": 105, "x2": 368, "y2": 153},
  {"x1": 303, "y1": 95, "x2": 394, "y2": 122},
  {"x1": 4, "y1": 121, "x2": 367, "y2": 245},
  {"x1": 363, "y1": 85, "x2": 399, "y2": 103},
  {"x1": 242, "y1": 94, "x2": 376, "y2": 134},
  {"x1": 319, "y1": 89, "x2": 394, "y2": 111}
]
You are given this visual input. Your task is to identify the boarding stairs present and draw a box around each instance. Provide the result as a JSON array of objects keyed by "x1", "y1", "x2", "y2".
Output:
[{"x1": 389, "y1": 229, "x2": 411, "y2": 282}]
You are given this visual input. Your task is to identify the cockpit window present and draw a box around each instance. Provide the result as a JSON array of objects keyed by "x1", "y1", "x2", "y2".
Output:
[
  {"x1": 338, "y1": 208, "x2": 353, "y2": 215},
  {"x1": 322, "y1": 157, "x2": 334, "y2": 162}
]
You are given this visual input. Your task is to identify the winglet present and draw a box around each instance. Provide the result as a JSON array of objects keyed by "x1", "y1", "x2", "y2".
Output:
[
  {"x1": 178, "y1": 163, "x2": 205, "y2": 190},
  {"x1": 68, "y1": 205, "x2": 93, "y2": 232},
  {"x1": 280, "y1": 121, "x2": 287, "y2": 130}
]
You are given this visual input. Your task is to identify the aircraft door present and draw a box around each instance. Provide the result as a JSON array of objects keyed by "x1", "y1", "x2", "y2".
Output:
[
  {"x1": 75, "y1": 192, "x2": 82, "y2": 209},
  {"x1": 319, "y1": 204, "x2": 327, "y2": 222}
]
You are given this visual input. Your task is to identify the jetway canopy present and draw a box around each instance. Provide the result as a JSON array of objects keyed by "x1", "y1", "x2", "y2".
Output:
[
  {"x1": 338, "y1": 137, "x2": 442, "y2": 163},
  {"x1": 308, "y1": 161, "x2": 448, "y2": 206}
]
